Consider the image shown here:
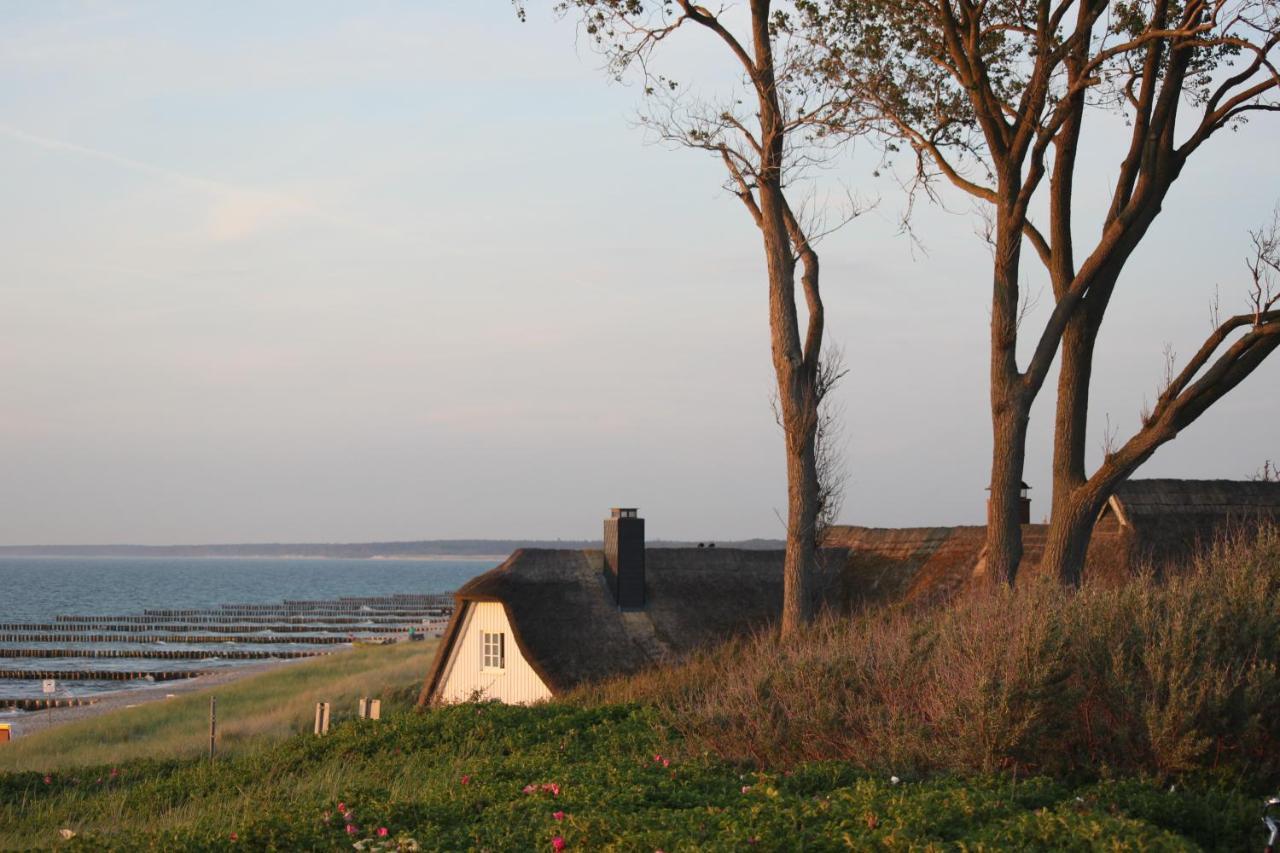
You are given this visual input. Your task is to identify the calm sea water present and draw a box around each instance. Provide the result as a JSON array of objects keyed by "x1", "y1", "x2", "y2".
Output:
[{"x1": 0, "y1": 556, "x2": 497, "y2": 704}]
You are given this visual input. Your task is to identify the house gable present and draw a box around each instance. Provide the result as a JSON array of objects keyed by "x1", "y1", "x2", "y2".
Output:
[{"x1": 435, "y1": 601, "x2": 552, "y2": 705}]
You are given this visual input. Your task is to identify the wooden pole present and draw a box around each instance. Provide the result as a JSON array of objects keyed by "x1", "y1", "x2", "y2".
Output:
[
  {"x1": 358, "y1": 697, "x2": 368, "y2": 719},
  {"x1": 370, "y1": 699, "x2": 381, "y2": 721},
  {"x1": 209, "y1": 696, "x2": 216, "y2": 761}
]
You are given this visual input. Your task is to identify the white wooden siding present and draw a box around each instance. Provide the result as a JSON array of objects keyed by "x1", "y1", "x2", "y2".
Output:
[{"x1": 437, "y1": 602, "x2": 553, "y2": 704}]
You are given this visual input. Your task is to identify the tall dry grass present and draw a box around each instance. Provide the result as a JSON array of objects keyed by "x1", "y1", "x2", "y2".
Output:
[{"x1": 575, "y1": 526, "x2": 1280, "y2": 782}]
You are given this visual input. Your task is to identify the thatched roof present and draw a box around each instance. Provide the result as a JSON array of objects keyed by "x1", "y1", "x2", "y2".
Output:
[
  {"x1": 422, "y1": 547, "x2": 847, "y2": 699},
  {"x1": 826, "y1": 525, "x2": 988, "y2": 605},
  {"x1": 1110, "y1": 479, "x2": 1280, "y2": 522},
  {"x1": 1105, "y1": 479, "x2": 1280, "y2": 566}
]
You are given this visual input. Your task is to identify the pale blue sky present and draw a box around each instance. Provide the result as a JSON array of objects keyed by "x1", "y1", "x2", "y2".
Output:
[{"x1": 1, "y1": 2, "x2": 1277, "y2": 544}]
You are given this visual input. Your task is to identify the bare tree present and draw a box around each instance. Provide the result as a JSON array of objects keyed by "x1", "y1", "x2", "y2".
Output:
[
  {"x1": 533, "y1": 1, "x2": 861, "y2": 635},
  {"x1": 796, "y1": 0, "x2": 1280, "y2": 584}
]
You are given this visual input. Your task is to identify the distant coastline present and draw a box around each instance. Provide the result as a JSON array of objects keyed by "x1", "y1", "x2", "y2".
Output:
[{"x1": 0, "y1": 538, "x2": 785, "y2": 560}]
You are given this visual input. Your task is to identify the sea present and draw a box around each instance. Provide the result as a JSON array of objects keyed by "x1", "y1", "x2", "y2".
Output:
[{"x1": 0, "y1": 556, "x2": 497, "y2": 709}]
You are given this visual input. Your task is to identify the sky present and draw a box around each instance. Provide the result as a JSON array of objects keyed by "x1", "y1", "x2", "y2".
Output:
[{"x1": 1, "y1": 2, "x2": 1277, "y2": 545}]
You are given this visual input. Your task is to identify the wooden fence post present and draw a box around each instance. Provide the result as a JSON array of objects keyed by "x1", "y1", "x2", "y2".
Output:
[
  {"x1": 369, "y1": 699, "x2": 381, "y2": 721},
  {"x1": 358, "y1": 697, "x2": 369, "y2": 719}
]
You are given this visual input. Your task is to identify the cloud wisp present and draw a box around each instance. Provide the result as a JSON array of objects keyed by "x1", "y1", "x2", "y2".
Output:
[{"x1": 0, "y1": 123, "x2": 388, "y2": 242}]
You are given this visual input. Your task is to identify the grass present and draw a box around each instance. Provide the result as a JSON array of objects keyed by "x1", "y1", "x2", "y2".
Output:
[
  {"x1": 0, "y1": 640, "x2": 438, "y2": 773},
  {"x1": 0, "y1": 703, "x2": 1265, "y2": 850}
]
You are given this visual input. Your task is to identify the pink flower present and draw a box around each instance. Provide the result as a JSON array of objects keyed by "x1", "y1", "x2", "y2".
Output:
[
  {"x1": 378, "y1": 827, "x2": 389, "y2": 838},
  {"x1": 662, "y1": 758, "x2": 670, "y2": 768},
  {"x1": 741, "y1": 786, "x2": 751, "y2": 794},
  {"x1": 523, "y1": 784, "x2": 538, "y2": 795},
  {"x1": 338, "y1": 802, "x2": 348, "y2": 813},
  {"x1": 552, "y1": 811, "x2": 565, "y2": 822},
  {"x1": 109, "y1": 768, "x2": 119, "y2": 778},
  {"x1": 461, "y1": 774, "x2": 471, "y2": 786},
  {"x1": 653, "y1": 754, "x2": 662, "y2": 763},
  {"x1": 43, "y1": 775, "x2": 51, "y2": 785},
  {"x1": 346, "y1": 824, "x2": 358, "y2": 835},
  {"x1": 551, "y1": 836, "x2": 566, "y2": 851},
  {"x1": 542, "y1": 782, "x2": 561, "y2": 797},
  {"x1": 229, "y1": 832, "x2": 238, "y2": 842}
]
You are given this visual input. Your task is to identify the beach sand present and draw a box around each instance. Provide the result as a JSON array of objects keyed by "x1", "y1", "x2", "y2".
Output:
[{"x1": 0, "y1": 658, "x2": 307, "y2": 739}]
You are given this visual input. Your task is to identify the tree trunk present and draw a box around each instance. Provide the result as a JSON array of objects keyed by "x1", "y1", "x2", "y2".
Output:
[
  {"x1": 1040, "y1": 483, "x2": 1106, "y2": 586},
  {"x1": 765, "y1": 249, "x2": 820, "y2": 637},
  {"x1": 781, "y1": 406, "x2": 819, "y2": 634},
  {"x1": 1050, "y1": 313, "x2": 1095, "y2": 512},
  {"x1": 750, "y1": 3, "x2": 823, "y2": 638},
  {"x1": 1044, "y1": 305, "x2": 1098, "y2": 584},
  {"x1": 985, "y1": 205, "x2": 1028, "y2": 586},
  {"x1": 987, "y1": 394, "x2": 1029, "y2": 585}
]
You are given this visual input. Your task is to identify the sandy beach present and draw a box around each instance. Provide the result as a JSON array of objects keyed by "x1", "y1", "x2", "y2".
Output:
[{"x1": 0, "y1": 657, "x2": 306, "y2": 739}]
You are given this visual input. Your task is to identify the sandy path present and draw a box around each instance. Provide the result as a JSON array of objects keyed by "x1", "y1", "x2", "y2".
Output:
[{"x1": 1, "y1": 658, "x2": 309, "y2": 739}]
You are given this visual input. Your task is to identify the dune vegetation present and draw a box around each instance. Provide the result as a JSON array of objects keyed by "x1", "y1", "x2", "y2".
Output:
[
  {"x1": 575, "y1": 527, "x2": 1280, "y2": 784},
  {"x1": 0, "y1": 641, "x2": 438, "y2": 774},
  {"x1": 0, "y1": 702, "x2": 1264, "y2": 850}
]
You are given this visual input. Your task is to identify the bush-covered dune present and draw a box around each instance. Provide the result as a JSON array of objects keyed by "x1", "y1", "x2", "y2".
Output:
[
  {"x1": 577, "y1": 527, "x2": 1280, "y2": 783},
  {"x1": 0, "y1": 703, "x2": 1266, "y2": 850}
]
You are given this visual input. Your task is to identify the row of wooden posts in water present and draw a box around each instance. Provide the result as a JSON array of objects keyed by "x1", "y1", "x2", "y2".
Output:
[
  {"x1": 0, "y1": 622, "x2": 410, "y2": 634},
  {"x1": 0, "y1": 668, "x2": 206, "y2": 682},
  {"x1": 1, "y1": 593, "x2": 452, "y2": 711},
  {"x1": 0, "y1": 647, "x2": 328, "y2": 660},
  {"x1": 53, "y1": 614, "x2": 424, "y2": 625},
  {"x1": 0, "y1": 697, "x2": 99, "y2": 711},
  {"x1": 0, "y1": 632, "x2": 356, "y2": 645}
]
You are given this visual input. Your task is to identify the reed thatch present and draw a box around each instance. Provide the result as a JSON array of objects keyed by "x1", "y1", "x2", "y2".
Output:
[
  {"x1": 421, "y1": 547, "x2": 848, "y2": 701},
  {"x1": 1101, "y1": 478, "x2": 1280, "y2": 570}
]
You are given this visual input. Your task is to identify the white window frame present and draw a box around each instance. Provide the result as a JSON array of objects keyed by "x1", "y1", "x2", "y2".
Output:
[{"x1": 481, "y1": 631, "x2": 505, "y2": 672}]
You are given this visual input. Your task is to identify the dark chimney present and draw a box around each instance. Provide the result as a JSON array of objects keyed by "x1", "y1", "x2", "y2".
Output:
[
  {"x1": 604, "y1": 507, "x2": 645, "y2": 609},
  {"x1": 986, "y1": 482, "x2": 1032, "y2": 525}
]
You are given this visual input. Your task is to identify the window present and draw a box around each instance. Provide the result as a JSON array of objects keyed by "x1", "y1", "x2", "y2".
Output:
[{"x1": 482, "y1": 631, "x2": 505, "y2": 670}]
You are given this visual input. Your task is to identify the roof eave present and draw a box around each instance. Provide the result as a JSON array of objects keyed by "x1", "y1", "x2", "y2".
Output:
[{"x1": 418, "y1": 599, "x2": 469, "y2": 707}]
